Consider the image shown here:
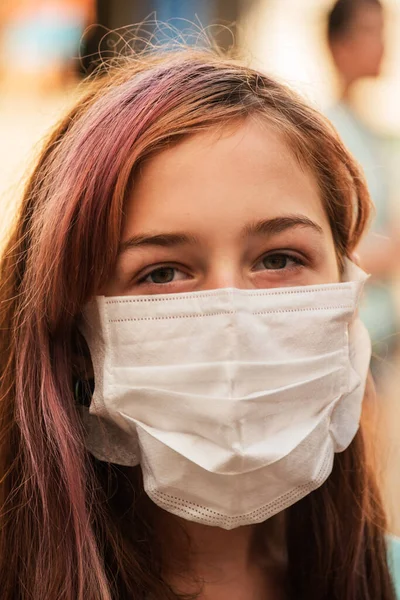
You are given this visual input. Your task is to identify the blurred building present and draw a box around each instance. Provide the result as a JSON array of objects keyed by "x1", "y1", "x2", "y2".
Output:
[{"x1": 1, "y1": 1, "x2": 95, "y2": 88}]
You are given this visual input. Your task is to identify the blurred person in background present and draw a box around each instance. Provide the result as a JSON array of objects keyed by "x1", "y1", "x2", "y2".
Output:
[
  {"x1": 326, "y1": 0, "x2": 400, "y2": 381},
  {"x1": 1, "y1": 0, "x2": 95, "y2": 93}
]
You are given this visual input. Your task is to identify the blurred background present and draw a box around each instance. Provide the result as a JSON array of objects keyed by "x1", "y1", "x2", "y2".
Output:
[{"x1": 1, "y1": 0, "x2": 400, "y2": 533}]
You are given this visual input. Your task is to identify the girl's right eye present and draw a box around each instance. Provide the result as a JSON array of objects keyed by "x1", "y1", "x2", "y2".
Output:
[{"x1": 138, "y1": 266, "x2": 189, "y2": 286}]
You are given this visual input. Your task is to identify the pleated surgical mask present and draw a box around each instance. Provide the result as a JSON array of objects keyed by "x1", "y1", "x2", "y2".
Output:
[{"x1": 79, "y1": 261, "x2": 371, "y2": 529}]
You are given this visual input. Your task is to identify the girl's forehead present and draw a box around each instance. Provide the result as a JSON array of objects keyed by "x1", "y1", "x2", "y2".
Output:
[{"x1": 123, "y1": 118, "x2": 331, "y2": 240}]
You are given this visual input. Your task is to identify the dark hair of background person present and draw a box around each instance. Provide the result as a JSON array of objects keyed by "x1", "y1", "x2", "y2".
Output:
[{"x1": 327, "y1": 0, "x2": 383, "y2": 42}]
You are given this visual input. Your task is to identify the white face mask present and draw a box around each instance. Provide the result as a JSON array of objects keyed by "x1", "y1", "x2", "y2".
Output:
[{"x1": 80, "y1": 261, "x2": 371, "y2": 529}]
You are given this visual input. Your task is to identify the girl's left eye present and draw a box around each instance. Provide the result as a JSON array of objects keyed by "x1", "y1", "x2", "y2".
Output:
[{"x1": 254, "y1": 253, "x2": 304, "y2": 272}]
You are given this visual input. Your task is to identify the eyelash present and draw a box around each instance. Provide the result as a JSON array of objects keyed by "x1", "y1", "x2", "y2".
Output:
[
  {"x1": 254, "y1": 252, "x2": 305, "y2": 272},
  {"x1": 134, "y1": 251, "x2": 306, "y2": 286},
  {"x1": 136, "y1": 262, "x2": 188, "y2": 285}
]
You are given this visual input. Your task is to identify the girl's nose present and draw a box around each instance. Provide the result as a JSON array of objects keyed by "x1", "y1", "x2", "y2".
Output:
[{"x1": 200, "y1": 263, "x2": 252, "y2": 291}]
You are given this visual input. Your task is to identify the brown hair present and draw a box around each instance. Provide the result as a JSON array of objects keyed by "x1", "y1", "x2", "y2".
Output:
[{"x1": 0, "y1": 48, "x2": 394, "y2": 599}]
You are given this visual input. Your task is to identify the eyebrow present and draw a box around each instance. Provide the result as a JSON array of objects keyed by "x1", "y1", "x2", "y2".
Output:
[
  {"x1": 118, "y1": 232, "x2": 199, "y2": 254},
  {"x1": 118, "y1": 214, "x2": 323, "y2": 254},
  {"x1": 242, "y1": 215, "x2": 324, "y2": 238}
]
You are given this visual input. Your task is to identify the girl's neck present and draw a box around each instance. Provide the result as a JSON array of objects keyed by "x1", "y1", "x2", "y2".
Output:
[{"x1": 155, "y1": 509, "x2": 287, "y2": 599}]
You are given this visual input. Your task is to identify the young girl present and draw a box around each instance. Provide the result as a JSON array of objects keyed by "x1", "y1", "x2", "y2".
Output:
[{"x1": 0, "y1": 49, "x2": 397, "y2": 600}]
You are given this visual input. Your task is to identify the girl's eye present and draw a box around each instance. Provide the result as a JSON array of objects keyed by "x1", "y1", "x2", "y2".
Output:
[
  {"x1": 141, "y1": 266, "x2": 187, "y2": 285},
  {"x1": 255, "y1": 253, "x2": 303, "y2": 272}
]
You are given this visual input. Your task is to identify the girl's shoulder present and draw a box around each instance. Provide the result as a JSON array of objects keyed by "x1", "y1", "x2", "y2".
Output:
[{"x1": 388, "y1": 535, "x2": 400, "y2": 598}]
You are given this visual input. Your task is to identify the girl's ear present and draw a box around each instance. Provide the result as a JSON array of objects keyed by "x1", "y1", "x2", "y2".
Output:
[{"x1": 350, "y1": 252, "x2": 361, "y2": 266}]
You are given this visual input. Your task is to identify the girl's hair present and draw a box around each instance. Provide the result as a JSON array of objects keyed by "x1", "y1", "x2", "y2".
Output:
[{"x1": 0, "y1": 48, "x2": 394, "y2": 599}]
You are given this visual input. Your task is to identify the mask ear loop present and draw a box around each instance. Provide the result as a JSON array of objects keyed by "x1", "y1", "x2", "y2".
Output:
[{"x1": 74, "y1": 378, "x2": 94, "y2": 408}]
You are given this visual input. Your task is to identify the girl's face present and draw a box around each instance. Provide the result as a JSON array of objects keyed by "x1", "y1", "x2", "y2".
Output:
[{"x1": 105, "y1": 118, "x2": 339, "y2": 296}]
